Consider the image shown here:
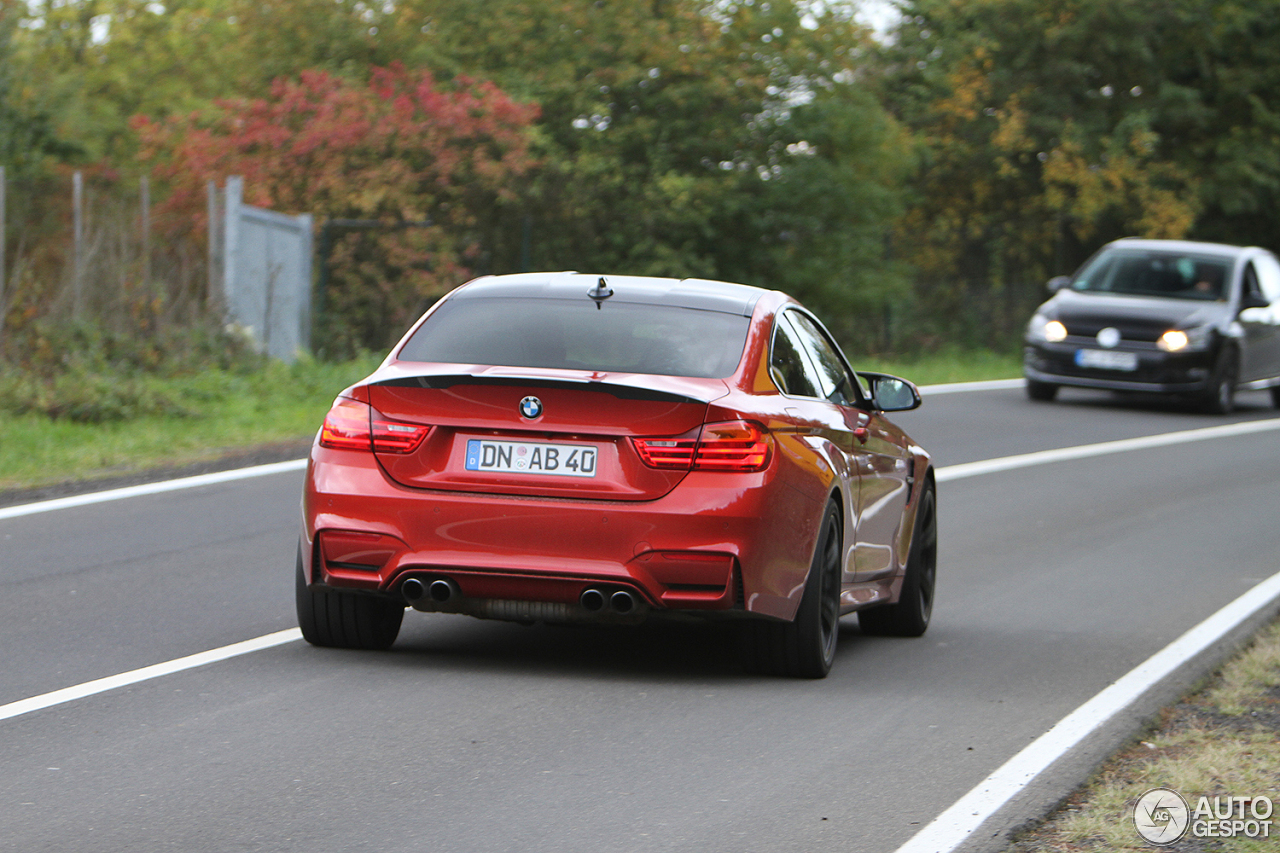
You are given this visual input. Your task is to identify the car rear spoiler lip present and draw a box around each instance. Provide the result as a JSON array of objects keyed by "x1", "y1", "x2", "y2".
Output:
[{"x1": 371, "y1": 373, "x2": 717, "y2": 405}]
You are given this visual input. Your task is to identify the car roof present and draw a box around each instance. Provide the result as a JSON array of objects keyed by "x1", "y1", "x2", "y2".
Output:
[
  {"x1": 450, "y1": 272, "x2": 770, "y2": 317},
  {"x1": 1108, "y1": 238, "x2": 1263, "y2": 258}
]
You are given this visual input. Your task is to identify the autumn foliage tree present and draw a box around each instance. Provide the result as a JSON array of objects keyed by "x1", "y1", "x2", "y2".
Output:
[
  {"x1": 134, "y1": 65, "x2": 539, "y2": 354},
  {"x1": 879, "y1": 0, "x2": 1280, "y2": 345}
]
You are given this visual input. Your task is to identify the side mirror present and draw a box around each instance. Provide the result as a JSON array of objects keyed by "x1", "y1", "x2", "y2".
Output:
[
  {"x1": 1241, "y1": 292, "x2": 1270, "y2": 311},
  {"x1": 859, "y1": 372, "x2": 922, "y2": 412},
  {"x1": 1047, "y1": 275, "x2": 1071, "y2": 292}
]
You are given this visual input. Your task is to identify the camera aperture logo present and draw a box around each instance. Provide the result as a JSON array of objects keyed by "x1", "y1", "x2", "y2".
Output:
[
  {"x1": 1133, "y1": 788, "x2": 1190, "y2": 845},
  {"x1": 1132, "y1": 787, "x2": 1274, "y2": 845}
]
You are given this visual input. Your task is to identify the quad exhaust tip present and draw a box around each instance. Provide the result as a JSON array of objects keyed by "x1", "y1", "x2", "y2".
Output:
[
  {"x1": 429, "y1": 579, "x2": 459, "y2": 604},
  {"x1": 580, "y1": 588, "x2": 606, "y2": 612},
  {"x1": 402, "y1": 577, "x2": 459, "y2": 605},
  {"x1": 401, "y1": 577, "x2": 427, "y2": 603},
  {"x1": 580, "y1": 587, "x2": 638, "y2": 614}
]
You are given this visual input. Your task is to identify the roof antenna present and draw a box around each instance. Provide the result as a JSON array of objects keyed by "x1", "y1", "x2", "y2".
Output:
[{"x1": 588, "y1": 276, "x2": 614, "y2": 309}]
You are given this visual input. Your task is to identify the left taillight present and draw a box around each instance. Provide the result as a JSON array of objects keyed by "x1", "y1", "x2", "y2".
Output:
[
  {"x1": 319, "y1": 397, "x2": 430, "y2": 454},
  {"x1": 633, "y1": 420, "x2": 772, "y2": 473}
]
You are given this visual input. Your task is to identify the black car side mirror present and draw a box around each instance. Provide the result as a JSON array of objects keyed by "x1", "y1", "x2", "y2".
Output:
[
  {"x1": 1241, "y1": 292, "x2": 1270, "y2": 311},
  {"x1": 859, "y1": 372, "x2": 922, "y2": 412},
  {"x1": 1047, "y1": 275, "x2": 1071, "y2": 292}
]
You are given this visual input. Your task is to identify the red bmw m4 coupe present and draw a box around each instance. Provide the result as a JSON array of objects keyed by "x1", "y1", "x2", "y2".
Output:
[{"x1": 298, "y1": 273, "x2": 936, "y2": 677}]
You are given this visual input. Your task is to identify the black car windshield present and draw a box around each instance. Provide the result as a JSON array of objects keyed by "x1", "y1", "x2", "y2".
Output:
[
  {"x1": 397, "y1": 297, "x2": 751, "y2": 378},
  {"x1": 1071, "y1": 249, "x2": 1232, "y2": 301}
]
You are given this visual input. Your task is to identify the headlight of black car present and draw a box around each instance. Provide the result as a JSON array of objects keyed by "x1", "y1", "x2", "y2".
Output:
[
  {"x1": 1027, "y1": 313, "x2": 1068, "y2": 343},
  {"x1": 1157, "y1": 324, "x2": 1213, "y2": 352}
]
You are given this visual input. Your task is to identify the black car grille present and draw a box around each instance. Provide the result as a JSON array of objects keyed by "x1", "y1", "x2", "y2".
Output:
[
  {"x1": 1060, "y1": 319, "x2": 1168, "y2": 343},
  {"x1": 1027, "y1": 346, "x2": 1210, "y2": 385}
]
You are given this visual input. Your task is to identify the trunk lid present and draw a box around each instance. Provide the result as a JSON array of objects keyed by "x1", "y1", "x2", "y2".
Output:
[{"x1": 366, "y1": 365, "x2": 728, "y2": 501}]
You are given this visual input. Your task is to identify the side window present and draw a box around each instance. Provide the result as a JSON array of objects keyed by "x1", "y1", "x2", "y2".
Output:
[
  {"x1": 1253, "y1": 255, "x2": 1280, "y2": 302},
  {"x1": 770, "y1": 314, "x2": 823, "y2": 398},
  {"x1": 787, "y1": 312, "x2": 857, "y2": 407}
]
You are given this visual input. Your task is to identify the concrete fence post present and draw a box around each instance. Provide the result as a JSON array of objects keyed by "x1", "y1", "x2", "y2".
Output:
[
  {"x1": 73, "y1": 170, "x2": 84, "y2": 319},
  {"x1": 223, "y1": 175, "x2": 242, "y2": 327}
]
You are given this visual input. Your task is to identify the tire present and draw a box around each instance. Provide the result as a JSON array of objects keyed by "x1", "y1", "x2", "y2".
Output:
[
  {"x1": 1025, "y1": 379, "x2": 1058, "y2": 402},
  {"x1": 859, "y1": 482, "x2": 937, "y2": 638},
  {"x1": 742, "y1": 502, "x2": 842, "y2": 679},
  {"x1": 1200, "y1": 347, "x2": 1238, "y2": 415},
  {"x1": 296, "y1": 541, "x2": 403, "y2": 650}
]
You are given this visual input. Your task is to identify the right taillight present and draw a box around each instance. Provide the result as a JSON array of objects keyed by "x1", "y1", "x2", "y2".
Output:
[
  {"x1": 319, "y1": 397, "x2": 430, "y2": 454},
  {"x1": 633, "y1": 420, "x2": 771, "y2": 472},
  {"x1": 691, "y1": 420, "x2": 772, "y2": 471}
]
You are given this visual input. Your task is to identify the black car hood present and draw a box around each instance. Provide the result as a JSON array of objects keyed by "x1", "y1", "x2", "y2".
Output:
[{"x1": 1043, "y1": 290, "x2": 1231, "y2": 338}]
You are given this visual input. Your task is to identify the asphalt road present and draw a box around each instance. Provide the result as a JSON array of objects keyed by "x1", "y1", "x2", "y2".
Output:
[{"x1": 2, "y1": 383, "x2": 1279, "y2": 853}]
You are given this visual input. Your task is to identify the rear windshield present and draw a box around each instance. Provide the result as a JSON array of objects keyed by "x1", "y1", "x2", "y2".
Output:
[
  {"x1": 397, "y1": 297, "x2": 751, "y2": 378},
  {"x1": 1072, "y1": 249, "x2": 1232, "y2": 301}
]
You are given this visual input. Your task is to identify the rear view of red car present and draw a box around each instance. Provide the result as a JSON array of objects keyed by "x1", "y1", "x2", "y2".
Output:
[{"x1": 298, "y1": 273, "x2": 936, "y2": 677}]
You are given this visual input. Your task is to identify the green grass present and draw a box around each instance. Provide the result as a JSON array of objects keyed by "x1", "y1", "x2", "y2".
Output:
[
  {"x1": 852, "y1": 348, "x2": 1022, "y2": 386},
  {"x1": 1006, "y1": 619, "x2": 1280, "y2": 853},
  {"x1": 0, "y1": 349, "x2": 1019, "y2": 492},
  {"x1": 0, "y1": 354, "x2": 382, "y2": 491}
]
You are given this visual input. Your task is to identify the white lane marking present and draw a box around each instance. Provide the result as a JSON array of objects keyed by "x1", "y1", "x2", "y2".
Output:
[
  {"x1": 0, "y1": 629, "x2": 302, "y2": 723},
  {"x1": 0, "y1": 378, "x2": 1021, "y2": 521},
  {"x1": 0, "y1": 459, "x2": 308, "y2": 521},
  {"x1": 4, "y1": 414, "x2": 1280, "y2": 736},
  {"x1": 0, "y1": 378, "x2": 1019, "y2": 522},
  {"x1": 938, "y1": 417, "x2": 1280, "y2": 483},
  {"x1": 918, "y1": 378, "x2": 1024, "y2": 395},
  {"x1": 894, "y1": 569, "x2": 1280, "y2": 853}
]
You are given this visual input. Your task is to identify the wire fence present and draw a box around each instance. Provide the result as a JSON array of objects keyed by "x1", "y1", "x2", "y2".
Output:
[{"x1": 0, "y1": 169, "x2": 214, "y2": 366}]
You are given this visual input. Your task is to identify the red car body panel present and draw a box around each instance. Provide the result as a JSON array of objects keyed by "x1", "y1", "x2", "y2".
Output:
[{"x1": 301, "y1": 274, "x2": 931, "y2": 626}]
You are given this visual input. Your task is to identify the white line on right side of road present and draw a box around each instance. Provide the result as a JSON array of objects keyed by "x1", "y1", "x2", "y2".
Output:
[
  {"x1": 4, "y1": 407, "x2": 1280, "y2": 839},
  {"x1": 0, "y1": 377, "x2": 1017, "y2": 522},
  {"x1": 937, "y1": 417, "x2": 1280, "y2": 482},
  {"x1": 894, "y1": 568, "x2": 1280, "y2": 853},
  {"x1": 918, "y1": 378, "x2": 1026, "y2": 395}
]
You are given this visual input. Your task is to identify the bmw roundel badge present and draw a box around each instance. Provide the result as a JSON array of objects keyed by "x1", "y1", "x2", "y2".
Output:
[{"x1": 519, "y1": 396, "x2": 543, "y2": 419}]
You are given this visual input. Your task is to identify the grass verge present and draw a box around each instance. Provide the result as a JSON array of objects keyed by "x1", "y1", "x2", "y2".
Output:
[
  {"x1": 0, "y1": 348, "x2": 1019, "y2": 493},
  {"x1": 855, "y1": 348, "x2": 1022, "y2": 386},
  {"x1": 0, "y1": 354, "x2": 383, "y2": 492},
  {"x1": 1006, "y1": 618, "x2": 1280, "y2": 852}
]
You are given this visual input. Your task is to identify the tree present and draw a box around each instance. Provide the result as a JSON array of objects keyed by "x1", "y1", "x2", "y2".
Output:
[
  {"x1": 0, "y1": 1, "x2": 80, "y2": 176},
  {"x1": 880, "y1": 0, "x2": 1280, "y2": 343},
  {"x1": 135, "y1": 65, "x2": 540, "y2": 353},
  {"x1": 11, "y1": 0, "x2": 915, "y2": 353},
  {"x1": 379, "y1": 0, "x2": 911, "y2": 345}
]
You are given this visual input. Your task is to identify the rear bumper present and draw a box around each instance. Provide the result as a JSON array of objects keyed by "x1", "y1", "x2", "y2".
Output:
[
  {"x1": 1023, "y1": 342, "x2": 1216, "y2": 394},
  {"x1": 302, "y1": 443, "x2": 824, "y2": 622}
]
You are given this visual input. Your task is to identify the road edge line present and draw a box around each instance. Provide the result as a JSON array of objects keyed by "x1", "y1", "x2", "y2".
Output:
[
  {"x1": 937, "y1": 418, "x2": 1280, "y2": 483},
  {"x1": 0, "y1": 379, "x2": 1022, "y2": 521},
  {"x1": 0, "y1": 458, "x2": 309, "y2": 521},
  {"x1": 0, "y1": 628, "x2": 303, "y2": 724},
  {"x1": 894, "y1": 570, "x2": 1280, "y2": 853},
  {"x1": 918, "y1": 378, "x2": 1025, "y2": 395}
]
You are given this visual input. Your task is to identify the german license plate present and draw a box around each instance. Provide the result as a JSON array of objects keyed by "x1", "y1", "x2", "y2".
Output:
[
  {"x1": 1075, "y1": 349, "x2": 1138, "y2": 371},
  {"x1": 464, "y1": 439, "x2": 598, "y2": 477}
]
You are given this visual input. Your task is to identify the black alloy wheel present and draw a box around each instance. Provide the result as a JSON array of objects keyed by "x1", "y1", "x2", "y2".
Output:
[
  {"x1": 742, "y1": 502, "x2": 842, "y2": 679},
  {"x1": 1201, "y1": 347, "x2": 1238, "y2": 415},
  {"x1": 1025, "y1": 379, "x2": 1058, "y2": 402},
  {"x1": 296, "y1": 540, "x2": 404, "y2": 650},
  {"x1": 859, "y1": 482, "x2": 937, "y2": 638}
]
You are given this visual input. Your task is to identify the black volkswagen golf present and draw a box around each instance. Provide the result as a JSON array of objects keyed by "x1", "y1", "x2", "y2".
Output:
[{"x1": 1024, "y1": 238, "x2": 1280, "y2": 413}]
